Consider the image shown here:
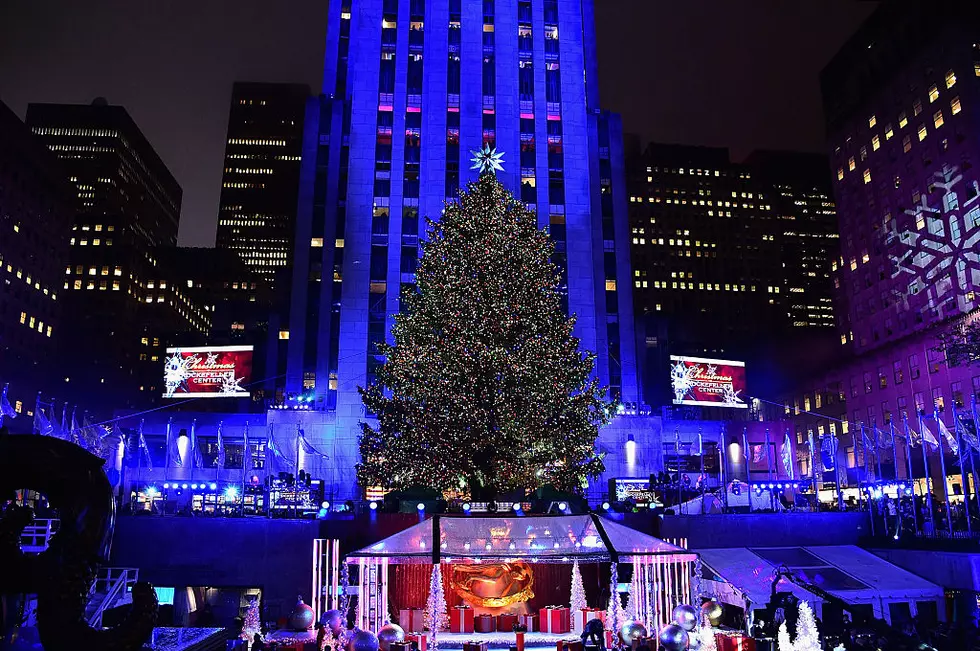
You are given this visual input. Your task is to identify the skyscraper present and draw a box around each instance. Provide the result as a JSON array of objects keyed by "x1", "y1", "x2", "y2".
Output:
[
  {"x1": 0, "y1": 100, "x2": 75, "y2": 426},
  {"x1": 276, "y1": 0, "x2": 639, "y2": 497},
  {"x1": 26, "y1": 99, "x2": 196, "y2": 406},
  {"x1": 215, "y1": 82, "x2": 309, "y2": 288}
]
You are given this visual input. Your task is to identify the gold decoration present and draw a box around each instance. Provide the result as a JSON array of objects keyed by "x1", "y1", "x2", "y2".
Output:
[{"x1": 450, "y1": 562, "x2": 535, "y2": 608}]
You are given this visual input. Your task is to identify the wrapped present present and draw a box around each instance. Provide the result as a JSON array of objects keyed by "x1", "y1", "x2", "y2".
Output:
[
  {"x1": 557, "y1": 642, "x2": 584, "y2": 651},
  {"x1": 451, "y1": 607, "x2": 475, "y2": 634},
  {"x1": 400, "y1": 608, "x2": 425, "y2": 633},
  {"x1": 517, "y1": 614, "x2": 537, "y2": 632},
  {"x1": 463, "y1": 642, "x2": 489, "y2": 651},
  {"x1": 715, "y1": 632, "x2": 756, "y2": 651},
  {"x1": 475, "y1": 614, "x2": 496, "y2": 633},
  {"x1": 604, "y1": 631, "x2": 613, "y2": 648},
  {"x1": 576, "y1": 608, "x2": 605, "y2": 632},
  {"x1": 407, "y1": 634, "x2": 428, "y2": 651},
  {"x1": 515, "y1": 631, "x2": 526, "y2": 651},
  {"x1": 538, "y1": 607, "x2": 571, "y2": 634},
  {"x1": 498, "y1": 613, "x2": 519, "y2": 632}
]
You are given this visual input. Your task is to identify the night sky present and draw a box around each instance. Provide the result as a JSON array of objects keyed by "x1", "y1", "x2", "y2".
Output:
[{"x1": 0, "y1": 1, "x2": 875, "y2": 248}]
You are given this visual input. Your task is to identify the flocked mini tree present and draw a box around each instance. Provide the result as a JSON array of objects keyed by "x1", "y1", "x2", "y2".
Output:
[
  {"x1": 358, "y1": 158, "x2": 614, "y2": 497},
  {"x1": 570, "y1": 560, "x2": 587, "y2": 614},
  {"x1": 793, "y1": 601, "x2": 821, "y2": 651},
  {"x1": 424, "y1": 564, "x2": 448, "y2": 643},
  {"x1": 242, "y1": 597, "x2": 262, "y2": 644}
]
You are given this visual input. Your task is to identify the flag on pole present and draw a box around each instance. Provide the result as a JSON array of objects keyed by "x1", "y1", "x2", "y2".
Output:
[
  {"x1": 821, "y1": 435, "x2": 837, "y2": 471},
  {"x1": 69, "y1": 407, "x2": 81, "y2": 446},
  {"x1": 936, "y1": 416, "x2": 959, "y2": 455},
  {"x1": 190, "y1": 419, "x2": 204, "y2": 468},
  {"x1": 781, "y1": 432, "x2": 794, "y2": 478},
  {"x1": 243, "y1": 421, "x2": 251, "y2": 474},
  {"x1": 696, "y1": 429, "x2": 703, "y2": 456},
  {"x1": 216, "y1": 421, "x2": 226, "y2": 468},
  {"x1": 34, "y1": 399, "x2": 54, "y2": 436},
  {"x1": 166, "y1": 418, "x2": 182, "y2": 467},
  {"x1": 138, "y1": 420, "x2": 153, "y2": 471},
  {"x1": 921, "y1": 419, "x2": 940, "y2": 449},
  {"x1": 1, "y1": 384, "x2": 16, "y2": 422}
]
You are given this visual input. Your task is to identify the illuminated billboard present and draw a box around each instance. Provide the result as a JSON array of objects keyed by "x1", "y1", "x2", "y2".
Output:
[
  {"x1": 163, "y1": 345, "x2": 253, "y2": 398},
  {"x1": 670, "y1": 355, "x2": 747, "y2": 408}
]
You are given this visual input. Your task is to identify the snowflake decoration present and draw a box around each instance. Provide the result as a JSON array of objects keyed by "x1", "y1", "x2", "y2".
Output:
[
  {"x1": 721, "y1": 386, "x2": 745, "y2": 407},
  {"x1": 220, "y1": 374, "x2": 247, "y2": 395},
  {"x1": 470, "y1": 143, "x2": 505, "y2": 174},
  {"x1": 206, "y1": 352, "x2": 219, "y2": 366},
  {"x1": 884, "y1": 165, "x2": 980, "y2": 321},
  {"x1": 671, "y1": 361, "x2": 695, "y2": 403},
  {"x1": 706, "y1": 364, "x2": 718, "y2": 376},
  {"x1": 163, "y1": 351, "x2": 198, "y2": 398}
]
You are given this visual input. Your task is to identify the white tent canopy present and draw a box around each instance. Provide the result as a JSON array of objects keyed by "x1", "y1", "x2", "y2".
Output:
[
  {"x1": 347, "y1": 514, "x2": 696, "y2": 564},
  {"x1": 698, "y1": 545, "x2": 944, "y2": 624}
]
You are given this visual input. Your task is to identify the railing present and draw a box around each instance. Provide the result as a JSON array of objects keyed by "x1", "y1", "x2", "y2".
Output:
[
  {"x1": 87, "y1": 567, "x2": 139, "y2": 629},
  {"x1": 19, "y1": 519, "x2": 59, "y2": 552}
]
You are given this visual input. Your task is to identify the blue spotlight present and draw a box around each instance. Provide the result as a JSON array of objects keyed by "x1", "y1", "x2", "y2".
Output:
[
  {"x1": 558, "y1": 501, "x2": 569, "y2": 513},
  {"x1": 512, "y1": 502, "x2": 522, "y2": 512},
  {"x1": 369, "y1": 501, "x2": 379, "y2": 511},
  {"x1": 225, "y1": 486, "x2": 238, "y2": 499},
  {"x1": 602, "y1": 501, "x2": 611, "y2": 511},
  {"x1": 462, "y1": 502, "x2": 471, "y2": 512},
  {"x1": 417, "y1": 502, "x2": 425, "y2": 511}
]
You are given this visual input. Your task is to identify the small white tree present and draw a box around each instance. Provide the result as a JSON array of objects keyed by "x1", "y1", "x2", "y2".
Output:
[
  {"x1": 777, "y1": 621, "x2": 794, "y2": 651},
  {"x1": 424, "y1": 564, "x2": 448, "y2": 634},
  {"x1": 698, "y1": 614, "x2": 717, "y2": 651},
  {"x1": 793, "y1": 602, "x2": 820, "y2": 651},
  {"x1": 571, "y1": 560, "x2": 587, "y2": 612}
]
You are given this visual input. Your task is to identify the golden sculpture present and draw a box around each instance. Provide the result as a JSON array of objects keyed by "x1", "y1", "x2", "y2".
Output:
[{"x1": 450, "y1": 562, "x2": 535, "y2": 608}]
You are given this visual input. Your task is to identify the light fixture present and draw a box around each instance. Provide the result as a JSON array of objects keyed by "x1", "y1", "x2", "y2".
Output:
[
  {"x1": 558, "y1": 501, "x2": 568, "y2": 512},
  {"x1": 181, "y1": 484, "x2": 189, "y2": 489},
  {"x1": 369, "y1": 501, "x2": 379, "y2": 510},
  {"x1": 462, "y1": 502, "x2": 471, "y2": 512},
  {"x1": 321, "y1": 501, "x2": 330, "y2": 510},
  {"x1": 163, "y1": 483, "x2": 170, "y2": 489},
  {"x1": 225, "y1": 486, "x2": 238, "y2": 499},
  {"x1": 485, "y1": 542, "x2": 492, "y2": 551},
  {"x1": 417, "y1": 502, "x2": 426, "y2": 511},
  {"x1": 512, "y1": 502, "x2": 521, "y2": 512},
  {"x1": 191, "y1": 483, "x2": 199, "y2": 490},
  {"x1": 602, "y1": 501, "x2": 611, "y2": 511},
  {"x1": 464, "y1": 542, "x2": 471, "y2": 550},
  {"x1": 209, "y1": 483, "x2": 217, "y2": 490}
]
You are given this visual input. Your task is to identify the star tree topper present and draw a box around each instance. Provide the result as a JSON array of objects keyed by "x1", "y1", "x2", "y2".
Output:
[{"x1": 470, "y1": 143, "x2": 505, "y2": 174}]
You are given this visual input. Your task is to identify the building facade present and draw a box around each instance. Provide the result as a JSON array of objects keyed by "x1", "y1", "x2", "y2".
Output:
[
  {"x1": 784, "y1": 3, "x2": 980, "y2": 502},
  {"x1": 0, "y1": 100, "x2": 75, "y2": 427},
  {"x1": 25, "y1": 100, "x2": 195, "y2": 407},
  {"x1": 278, "y1": 0, "x2": 640, "y2": 498},
  {"x1": 215, "y1": 82, "x2": 310, "y2": 288}
]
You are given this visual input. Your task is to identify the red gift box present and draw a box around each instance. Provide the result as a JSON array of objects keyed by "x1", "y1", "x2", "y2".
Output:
[
  {"x1": 475, "y1": 614, "x2": 496, "y2": 633},
  {"x1": 715, "y1": 633, "x2": 756, "y2": 651},
  {"x1": 407, "y1": 634, "x2": 428, "y2": 651},
  {"x1": 498, "y1": 614, "x2": 519, "y2": 631},
  {"x1": 576, "y1": 608, "x2": 605, "y2": 632},
  {"x1": 463, "y1": 643, "x2": 488, "y2": 651},
  {"x1": 451, "y1": 607, "x2": 475, "y2": 634},
  {"x1": 537, "y1": 608, "x2": 571, "y2": 634},
  {"x1": 604, "y1": 631, "x2": 613, "y2": 647},
  {"x1": 517, "y1": 614, "x2": 536, "y2": 632},
  {"x1": 400, "y1": 608, "x2": 425, "y2": 633}
]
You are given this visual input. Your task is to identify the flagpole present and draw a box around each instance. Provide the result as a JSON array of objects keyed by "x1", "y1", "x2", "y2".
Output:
[
  {"x1": 34, "y1": 392, "x2": 42, "y2": 435},
  {"x1": 857, "y1": 424, "x2": 867, "y2": 514},
  {"x1": 873, "y1": 419, "x2": 883, "y2": 481},
  {"x1": 918, "y1": 410, "x2": 936, "y2": 533},
  {"x1": 0, "y1": 383, "x2": 9, "y2": 428},
  {"x1": 902, "y1": 415, "x2": 919, "y2": 533},
  {"x1": 698, "y1": 427, "x2": 705, "y2": 514},
  {"x1": 136, "y1": 419, "x2": 144, "y2": 510},
  {"x1": 952, "y1": 403, "x2": 972, "y2": 536},
  {"x1": 971, "y1": 396, "x2": 980, "y2": 532},
  {"x1": 889, "y1": 419, "x2": 898, "y2": 481},
  {"x1": 189, "y1": 418, "x2": 196, "y2": 483},
  {"x1": 242, "y1": 420, "x2": 250, "y2": 517},
  {"x1": 935, "y1": 408, "x2": 953, "y2": 537},
  {"x1": 807, "y1": 430, "x2": 816, "y2": 512},
  {"x1": 296, "y1": 425, "x2": 302, "y2": 520},
  {"x1": 742, "y1": 427, "x2": 752, "y2": 512},
  {"x1": 833, "y1": 429, "x2": 843, "y2": 510}
]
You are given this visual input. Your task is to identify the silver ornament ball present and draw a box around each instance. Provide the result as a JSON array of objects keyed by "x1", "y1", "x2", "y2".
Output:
[
  {"x1": 619, "y1": 621, "x2": 648, "y2": 644},
  {"x1": 377, "y1": 624, "x2": 406, "y2": 651},
  {"x1": 701, "y1": 601, "x2": 724, "y2": 626},
  {"x1": 349, "y1": 630, "x2": 381, "y2": 651},
  {"x1": 672, "y1": 604, "x2": 699, "y2": 632},
  {"x1": 658, "y1": 624, "x2": 690, "y2": 651}
]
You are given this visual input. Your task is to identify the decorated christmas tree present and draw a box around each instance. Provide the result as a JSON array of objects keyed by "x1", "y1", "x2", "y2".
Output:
[
  {"x1": 698, "y1": 614, "x2": 717, "y2": 651},
  {"x1": 242, "y1": 597, "x2": 262, "y2": 644},
  {"x1": 424, "y1": 564, "x2": 448, "y2": 635},
  {"x1": 777, "y1": 621, "x2": 794, "y2": 651},
  {"x1": 793, "y1": 601, "x2": 821, "y2": 651},
  {"x1": 357, "y1": 167, "x2": 614, "y2": 496},
  {"x1": 570, "y1": 560, "x2": 587, "y2": 613}
]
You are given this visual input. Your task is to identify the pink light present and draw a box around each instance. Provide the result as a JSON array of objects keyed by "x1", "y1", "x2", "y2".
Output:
[
  {"x1": 407, "y1": 106, "x2": 421, "y2": 113},
  {"x1": 520, "y1": 113, "x2": 535, "y2": 120}
]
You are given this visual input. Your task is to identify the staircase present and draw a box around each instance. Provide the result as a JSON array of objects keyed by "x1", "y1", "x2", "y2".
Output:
[
  {"x1": 19, "y1": 518, "x2": 59, "y2": 553},
  {"x1": 84, "y1": 567, "x2": 139, "y2": 628}
]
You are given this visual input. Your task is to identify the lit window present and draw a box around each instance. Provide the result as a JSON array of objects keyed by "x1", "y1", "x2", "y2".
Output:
[
  {"x1": 914, "y1": 99, "x2": 923, "y2": 115},
  {"x1": 837, "y1": 168, "x2": 844, "y2": 181},
  {"x1": 918, "y1": 124, "x2": 927, "y2": 141},
  {"x1": 46, "y1": 326, "x2": 52, "y2": 337},
  {"x1": 19, "y1": 312, "x2": 26, "y2": 324},
  {"x1": 847, "y1": 157, "x2": 855, "y2": 171},
  {"x1": 868, "y1": 115, "x2": 877, "y2": 128},
  {"x1": 73, "y1": 280, "x2": 81, "y2": 290},
  {"x1": 945, "y1": 70, "x2": 956, "y2": 88},
  {"x1": 863, "y1": 169, "x2": 871, "y2": 184},
  {"x1": 951, "y1": 97, "x2": 962, "y2": 115},
  {"x1": 872, "y1": 135, "x2": 880, "y2": 151},
  {"x1": 311, "y1": 237, "x2": 324, "y2": 247},
  {"x1": 112, "y1": 281, "x2": 120, "y2": 291},
  {"x1": 899, "y1": 112, "x2": 908, "y2": 128},
  {"x1": 884, "y1": 124, "x2": 894, "y2": 140},
  {"x1": 605, "y1": 280, "x2": 617, "y2": 291},
  {"x1": 114, "y1": 266, "x2": 122, "y2": 276},
  {"x1": 279, "y1": 330, "x2": 290, "y2": 340},
  {"x1": 928, "y1": 85, "x2": 939, "y2": 103},
  {"x1": 903, "y1": 135, "x2": 912, "y2": 153},
  {"x1": 933, "y1": 110, "x2": 944, "y2": 128},
  {"x1": 976, "y1": 62, "x2": 980, "y2": 77}
]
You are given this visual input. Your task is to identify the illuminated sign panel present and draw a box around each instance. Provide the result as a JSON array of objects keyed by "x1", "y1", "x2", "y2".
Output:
[
  {"x1": 670, "y1": 355, "x2": 747, "y2": 408},
  {"x1": 162, "y1": 345, "x2": 253, "y2": 398}
]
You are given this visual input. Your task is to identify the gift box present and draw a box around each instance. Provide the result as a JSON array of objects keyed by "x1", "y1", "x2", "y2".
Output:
[
  {"x1": 715, "y1": 633, "x2": 756, "y2": 651},
  {"x1": 517, "y1": 614, "x2": 537, "y2": 632},
  {"x1": 463, "y1": 642, "x2": 488, "y2": 651},
  {"x1": 475, "y1": 614, "x2": 496, "y2": 633},
  {"x1": 557, "y1": 642, "x2": 584, "y2": 651},
  {"x1": 407, "y1": 634, "x2": 428, "y2": 651},
  {"x1": 400, "y1": 608, "x2": 425, "y2": 633},
  {"x1": 451, "y1": 607, "x2": 475, "y2": 634},
  {"x1": 576, "y1": 608, "x2": 605, "y2": 632},
  {"x1": 498, "y1": 613, "x2": 519, "y2": 632},
  {"x1": 604, "y1": 631, "x2": 613, "y2": 648},
  {"x1": 538, "y1": 608, "x2": 571, "y2": 634}
]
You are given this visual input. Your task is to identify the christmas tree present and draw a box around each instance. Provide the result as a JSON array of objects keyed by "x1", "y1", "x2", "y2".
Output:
[
  {"x1": 242, "y1": 597, "x2": 262, "y2": 644},
  {"x1": 570, "y1": 560, "x2": 587, "y2": 631},
  {"x1": 777, "y1": 621, "x2": 794, "y2": 651},
  {"x1": 424, "y1": 564, "x2": 448, "y2": 636},
  {"x1": 358, "y1": 170, "x2": 614, "y2": 496},
  {"x1": 793, "y1": 601, "x2": 820, "y2": 651},
  {"x1": 698, "y1": 614, "x2": 717, "y2": 651}
]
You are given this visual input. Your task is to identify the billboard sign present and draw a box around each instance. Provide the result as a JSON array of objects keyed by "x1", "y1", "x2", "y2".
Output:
[
  {"x1": 163, "y1": 345, "x2": 253, "y2": 398},
  {"x1": 670, "y1": 355, "x2": 747, "y2": 408}
]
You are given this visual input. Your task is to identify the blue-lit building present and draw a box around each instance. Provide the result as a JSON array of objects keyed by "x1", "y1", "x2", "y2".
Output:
[{"x1": 275, "y1": 0, "x2": 640, "y2": 498}]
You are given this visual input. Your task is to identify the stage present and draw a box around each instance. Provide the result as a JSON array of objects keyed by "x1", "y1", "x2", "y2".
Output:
[{"x1": 435, "y1": 631, "x2": 584, "y2": 650}]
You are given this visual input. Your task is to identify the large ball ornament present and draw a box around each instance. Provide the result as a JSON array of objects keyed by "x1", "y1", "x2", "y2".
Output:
[
  {"x1": 701, "y1": 601, "x2": 723, "y2": 626},
  {"x1": 288, "y1": 596, "x2": 316, "y2": 630},
  {"x1": 349, "y1": 630, "x2": 380, "y2": 651},
  {"x1": 672, "y1": 604, "x2": 698, "y2": 632},
  {"x1": 377, "y1": 624, "x2": 406, "y2": 651},
  {"x1": 619, "y1": 621, "x2": 648, "y2": 644},
  {"x1": 321, "y1": 609, "x2": 345, "y2": 635},
  {"x1": 658, "y1": 624, "x2": 689, "y2": 651}
]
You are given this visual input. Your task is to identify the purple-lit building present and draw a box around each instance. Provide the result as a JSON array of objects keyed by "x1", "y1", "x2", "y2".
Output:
[{"x1": 785, "y1": 3, "x2": 980, "y2": 505}]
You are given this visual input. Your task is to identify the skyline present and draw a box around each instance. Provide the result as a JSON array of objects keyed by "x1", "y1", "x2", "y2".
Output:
[{"x1": 0, "y1": 1, "x2": 875, "y2": 248}]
